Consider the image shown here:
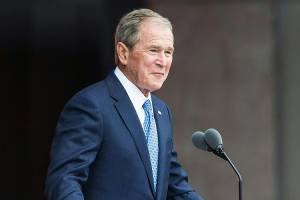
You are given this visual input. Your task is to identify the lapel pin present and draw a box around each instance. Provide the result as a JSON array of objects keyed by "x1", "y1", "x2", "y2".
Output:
[{"x1": 158, "y1": 110, "x2": 162, "y2": 115}]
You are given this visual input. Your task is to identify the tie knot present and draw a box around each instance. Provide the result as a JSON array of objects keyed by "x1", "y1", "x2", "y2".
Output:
[{"x1": 143, "y1": 99, "x2": 152, "y2": 113}]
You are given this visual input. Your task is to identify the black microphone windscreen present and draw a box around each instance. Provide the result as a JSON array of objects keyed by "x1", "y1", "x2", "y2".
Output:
[
  {"x1": 192, "y1": 131, "x2": 210, "y2": 151},
  {"x1": 204, "y1": 128, "x2": 223, "y2": 150}
]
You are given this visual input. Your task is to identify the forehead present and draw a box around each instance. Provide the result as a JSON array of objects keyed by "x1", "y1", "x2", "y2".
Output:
[{"x1": 138, "y1": 19, "x2": 174, "y2": 45}]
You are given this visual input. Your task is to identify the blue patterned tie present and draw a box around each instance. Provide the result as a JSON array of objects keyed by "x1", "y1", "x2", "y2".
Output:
[{"x1": 142, "y1": 99, "x2": 159, "y2": 191}]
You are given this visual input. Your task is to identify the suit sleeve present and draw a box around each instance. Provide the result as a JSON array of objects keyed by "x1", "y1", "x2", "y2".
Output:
[
  {"x1": 165, "y1": 105, "x2": 204, "y2": 200},
  {"x1": 45, "y1": 93, "x2": 103, "y2": 200}
]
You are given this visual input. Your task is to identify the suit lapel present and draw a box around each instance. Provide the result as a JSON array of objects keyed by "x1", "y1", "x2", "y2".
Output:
[
  {"x1": 105, "y1": 73, "x2": 156, "y2": 196},
  {"x1": 152, "y1": 98, "x2": 170, "y2": 200}
]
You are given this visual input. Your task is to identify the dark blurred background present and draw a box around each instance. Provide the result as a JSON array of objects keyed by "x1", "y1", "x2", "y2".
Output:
[{"x1": 1, "y1": 0, "x2": 299, "y2": 200}]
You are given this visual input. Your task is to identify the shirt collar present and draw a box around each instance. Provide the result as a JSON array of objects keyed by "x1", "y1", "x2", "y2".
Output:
[{"x1": 114, "y1": 67, "x2": 152, "y2": 110}]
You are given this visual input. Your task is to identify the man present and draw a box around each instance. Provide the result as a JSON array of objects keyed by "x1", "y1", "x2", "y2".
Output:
[{"x1": 45, "y1": 8, "x2": 204, "y2": 200}]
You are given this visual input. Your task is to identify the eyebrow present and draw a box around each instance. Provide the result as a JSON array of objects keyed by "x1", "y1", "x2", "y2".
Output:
[{"x1": 149, "y1": 45, "x2": 174, "y2": 51}]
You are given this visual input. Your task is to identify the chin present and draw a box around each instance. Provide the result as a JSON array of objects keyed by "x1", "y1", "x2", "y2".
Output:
[{"x1": 149, "y1": 85, "x2": 163, "y2": 92}]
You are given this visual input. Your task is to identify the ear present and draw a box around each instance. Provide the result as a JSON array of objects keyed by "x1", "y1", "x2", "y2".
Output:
[{"x1": 116, "y1": 42, "x2": 130, "y2": 65}]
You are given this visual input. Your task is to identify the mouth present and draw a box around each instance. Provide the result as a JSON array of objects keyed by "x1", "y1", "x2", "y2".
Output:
[{"x1": 152, "y1": 72, "x2": 165, "y2": 78}]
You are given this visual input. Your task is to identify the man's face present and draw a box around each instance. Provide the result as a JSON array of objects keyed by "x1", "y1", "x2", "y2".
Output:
[{"x1": 119, "y1": 19, "x2": 174, "y2": 96}]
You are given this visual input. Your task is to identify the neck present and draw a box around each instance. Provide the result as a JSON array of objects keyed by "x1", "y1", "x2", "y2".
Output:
[
  {"x1": 141, "y1": 89, "x2": 150, "y2": 97},
  {"x1": 118, "y1": 66, "x2": 151, "y2": 97}
]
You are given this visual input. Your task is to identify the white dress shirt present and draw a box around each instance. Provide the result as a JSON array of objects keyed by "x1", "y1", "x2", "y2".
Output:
[{"x1": 114, "y1": 67, "x2": 153, "y2": 128}]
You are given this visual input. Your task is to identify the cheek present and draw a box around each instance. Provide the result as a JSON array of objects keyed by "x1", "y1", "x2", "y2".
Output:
[
  {"x1": 137, "y1": 68, "x2": 149, "y2": 82},
  {"x1": 165, "y1": 61, "x2": 172, "y2": 73}
]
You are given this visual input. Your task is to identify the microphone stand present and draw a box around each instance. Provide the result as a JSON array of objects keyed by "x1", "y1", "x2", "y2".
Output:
[{"x1": 213, "y1": 147, "x2": 243, "y2": 200}]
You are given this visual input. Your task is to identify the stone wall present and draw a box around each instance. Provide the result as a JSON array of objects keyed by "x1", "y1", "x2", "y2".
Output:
[{"x1": 153, "y1": 1, "x2": 300, "y2": 199}]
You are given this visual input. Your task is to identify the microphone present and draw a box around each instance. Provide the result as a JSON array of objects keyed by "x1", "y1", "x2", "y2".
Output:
[
  {"x1": 192, "y1": 128, "x2": 225, "y2": 160},
  {"x1": 192, "y1": 128, "x2": 243, "y2": 200},
  {"x1": 191, "y1": 131, "x2": 210, "y2": 151}
]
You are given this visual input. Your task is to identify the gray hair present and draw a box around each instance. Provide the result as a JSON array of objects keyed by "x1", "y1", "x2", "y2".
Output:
[{"x1": 114, "y1": 8, "x2": 173, "y2": 65}]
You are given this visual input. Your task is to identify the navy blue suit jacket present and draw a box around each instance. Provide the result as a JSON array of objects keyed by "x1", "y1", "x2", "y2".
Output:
[{"x1": 45, "y1": 72, "x2": 203, "y2": 200}]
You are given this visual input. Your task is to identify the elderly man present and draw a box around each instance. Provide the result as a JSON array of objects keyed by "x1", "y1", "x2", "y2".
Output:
[{"x1": 45, "y1": 8, "x2": 204, "y2": 200}]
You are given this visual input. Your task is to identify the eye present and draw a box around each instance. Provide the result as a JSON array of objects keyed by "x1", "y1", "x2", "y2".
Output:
[
  {"x1": 165, "y1": 50, "x2": 173, "y2": 57},
  {"x1": 149, "y1": 48, "x2": 158, "y2": 54}
]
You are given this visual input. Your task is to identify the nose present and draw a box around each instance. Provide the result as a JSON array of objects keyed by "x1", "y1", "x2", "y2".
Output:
[{"x1": 156, "y1": 52, "x2": 167, "y2": 68}]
